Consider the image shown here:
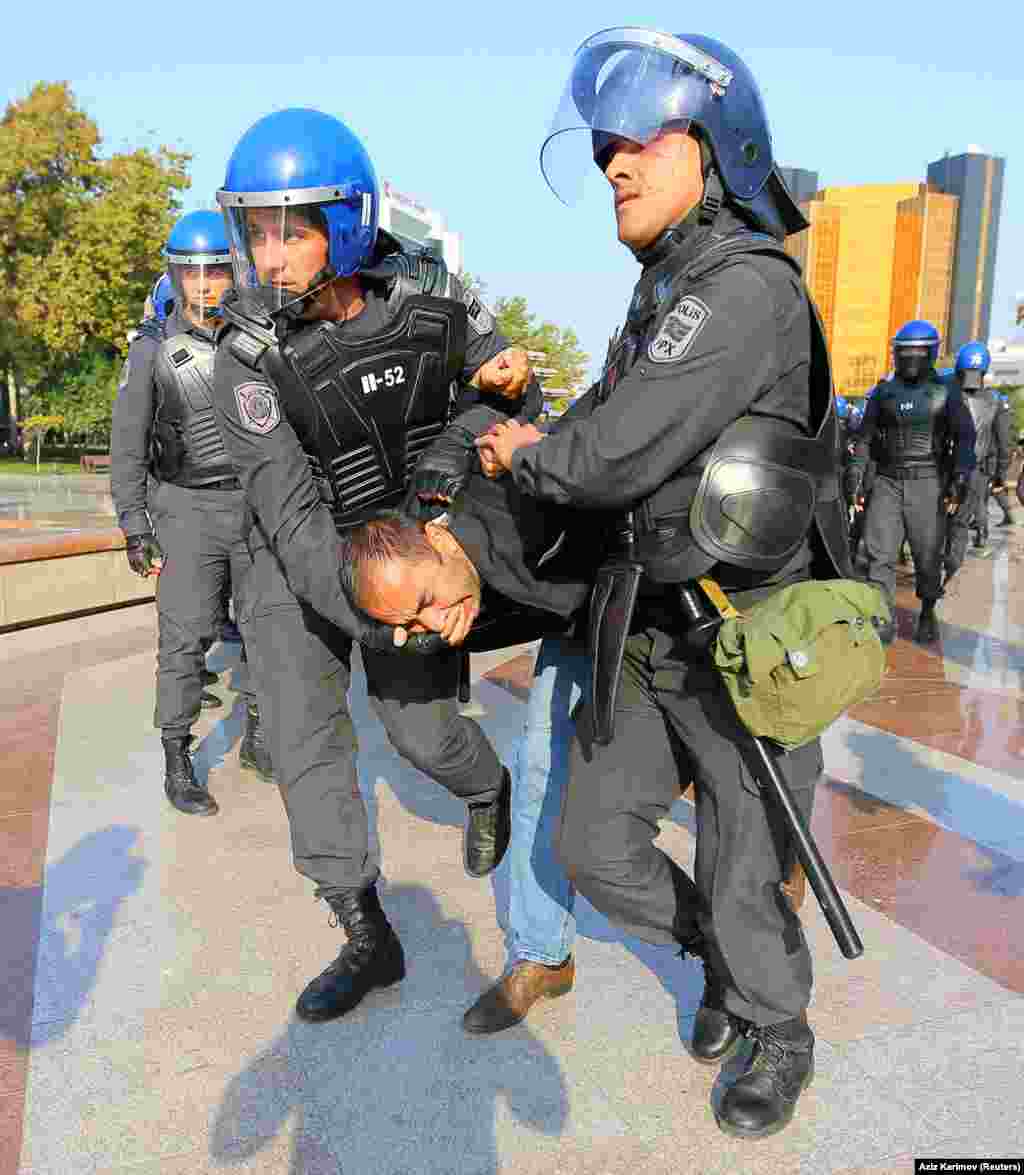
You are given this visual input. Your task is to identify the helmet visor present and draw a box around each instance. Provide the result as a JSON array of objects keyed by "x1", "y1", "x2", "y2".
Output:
[
  {"x1": 166, "y1": 257, "x2": 232, "y2": 327},
  {"x1": 541, "y1": 27, "x2": 732, "y2": 205},
  {"x1": 219, "y1": 185, "x2": 372, "y2": 313}
]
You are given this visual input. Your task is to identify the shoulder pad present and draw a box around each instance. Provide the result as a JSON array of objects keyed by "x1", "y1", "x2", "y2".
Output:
[
  {"x1": 135, "y1": 316, "x2": 165, "y2": 343},
  {"x1": 218, "y1": 290, "x2": 278, "y2": 372},
  {"x1": 685, "y1": 230, "x2": 797, "y2": 283},
  {"x1": 362, "y1": 245, "x2": 450, "y2": 307}
]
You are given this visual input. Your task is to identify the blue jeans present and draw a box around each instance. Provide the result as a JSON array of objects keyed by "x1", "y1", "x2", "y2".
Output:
[{"x1": 507, "y1": 636, "x2": 590, "y2": 966}]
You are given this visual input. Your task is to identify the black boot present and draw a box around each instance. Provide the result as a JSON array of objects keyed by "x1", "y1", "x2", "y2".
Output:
[
  {"x1": 239, "y1": 703, "x2": 275, "y2": 783},
  {"x1": 464, "y1": 767, "x2": 512, "y2": 878},
  {"x1": 163, "y1": 736, "x2": 218, "y2": 816},
  {"x1": 295, "y1": 886, "x2": 406, "y2": 1023},
  {"x1": 689, "y1": 944, "x2": 744, "y2": 1065},
  {"x1": 914, "y1": 599, "x2": 939, "y2": 644},
  {"x1": 715, "y1": 1015, "x2": 815, "y2": 1138}
]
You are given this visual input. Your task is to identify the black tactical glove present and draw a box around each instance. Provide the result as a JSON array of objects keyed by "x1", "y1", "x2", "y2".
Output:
[
  {"x1": 125, "y1": 533, "x2": 163, "y2": 577},
  {"x1": 357, "y1": 620, "x2": 450, "y2": 656},
  {"x1": 402, "y1": 423, "x2": 476, "y2": 521}
]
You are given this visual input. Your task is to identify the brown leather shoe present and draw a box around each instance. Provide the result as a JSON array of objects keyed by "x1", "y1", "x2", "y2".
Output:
[{"x1": 462, "y1": 957, "x2": 574, "y2": 1035}]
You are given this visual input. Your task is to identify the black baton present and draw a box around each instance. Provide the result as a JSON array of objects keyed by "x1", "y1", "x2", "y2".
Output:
[{"x1": 678, "y1": 583, "x2": 864, "y2": 961}]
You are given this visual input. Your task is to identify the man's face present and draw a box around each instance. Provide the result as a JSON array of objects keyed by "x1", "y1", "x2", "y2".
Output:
[
  {"x1": 245, "y1": 207, "x2": 330, "y2": 295},
  {"x1": 356, "y1": 524, "x2": 482, "y2": 638},
  {"x1": 178, "y1": 263, "x2": 233, "y2": 319},
  {"x1": 599, "y1": 128, "x2": 704, "y2": 251}
]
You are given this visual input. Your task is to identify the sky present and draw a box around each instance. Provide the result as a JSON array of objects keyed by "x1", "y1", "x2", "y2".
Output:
[{"x1": 4, "y1": 0, "x2": 1021, "y2": 384}]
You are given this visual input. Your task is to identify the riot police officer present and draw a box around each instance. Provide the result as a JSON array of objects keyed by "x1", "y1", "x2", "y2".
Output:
[
  {"x1": 208, "y1": 108, "x2": 534, "y2": 1025},
  {"x1": 846, "y1": 321, "x2": 975, "y2": 643},
  {"x1": 111, "y1": 212, "x2": 274, "y2": 817},
  {"x1": 478, "y1": 30, "x2": 851, "y2": 1138},
  {"x1": 946, "y1": 342, "x2": 1004, "y2": 572}
]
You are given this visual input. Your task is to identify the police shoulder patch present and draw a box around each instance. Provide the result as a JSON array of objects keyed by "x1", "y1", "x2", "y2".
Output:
[
  {"x1": 234, "y1": 381, "x2": 281, "y2": 435},
  {"x1": 648, "y1": 295, "x2": 712, "y2": 364},
  {"x1": 462, "y1": 288, "x2": 495, "y2": 336}
]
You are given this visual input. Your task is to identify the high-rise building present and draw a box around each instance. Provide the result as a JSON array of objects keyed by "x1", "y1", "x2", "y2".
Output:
[
  {"x1": 778, "y1": 167, "x2": 819, "y2": 205},
  {"x1": 926, "y1": 149, "x2": 1006, "y2": 353},
  {"x1": 786, "y1": 200, "x2": 841, "y2": 346},
  {"x1": 787, "y1": 183, "x2": 921, "y2": 394},
  {"x1": 379, "y1": 180, "x2": 463, "y2": 272},
  {"x1": 888, "y1": 184, "x2": 959, "y2": 348}
]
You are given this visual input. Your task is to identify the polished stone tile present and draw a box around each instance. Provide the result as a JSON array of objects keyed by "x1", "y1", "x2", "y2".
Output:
[
  {"x1": 0, "y1": 816, "x2": 49, "y2": 889},
  {"x1": 825, "y1": 816, "x2": 1024, "y2": 993},
  {"x1": 483, "y1": 651, "x2": 536, "y2": 701},
  {"x1": 0, "y1": 1090, "x2": 24, "y2": 1175},
  {"x1": 0, "y1": 1043, "x2": 25, "y2": 1101}
]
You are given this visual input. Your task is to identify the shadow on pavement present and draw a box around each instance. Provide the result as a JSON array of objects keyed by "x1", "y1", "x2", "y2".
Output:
[
  {"x1": 1, "y1": 825, "x2": 147, "y2": 1048},
  {"x1": 211, "y1": 883, "x2": 569, "y2": 1174}
]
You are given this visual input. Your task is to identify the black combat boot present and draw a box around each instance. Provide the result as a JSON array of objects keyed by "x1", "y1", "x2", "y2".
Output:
[
  {"x1": 295, "y1": 886, "x2": 406, "y2": 1023},
  {"x1": 162, "y1": 736, "x2": 218, "y2": 816},
  {"x1": 914, "y1": 599, "x2": 939, "y2": 644},
  {"x1": 464, "y1": 767, "x2": 512, "y2": 878},
  {"x1": 690, "y1": 951, "x2": 744, "y2": 1065},
  {"x1": 677, "y1": 932, "x2": 744, "y2": 1065},
  {"x1": 238, "y1": 703, "x2": 275, "y2": 783},
  {"x1": 715, "y1": 1014, "x2": 815, "y2": 1138}
]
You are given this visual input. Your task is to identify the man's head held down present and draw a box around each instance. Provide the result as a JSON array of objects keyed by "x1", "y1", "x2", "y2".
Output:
[{"x1": 340, "y1": 512, "x2": 482, "y2": 647}]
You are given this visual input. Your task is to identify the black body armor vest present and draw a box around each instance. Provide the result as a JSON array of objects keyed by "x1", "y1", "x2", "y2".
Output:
[
  {"x1": 221, "y1": 253, "x2": 466, "y2": 530},
  {"x1": 152, "y1": 329, "x2": 236, "y2": 486},
  {"x1": 602, "y1": 231, "x2": 850, "y2": 584},
  {"x1": 872, "y1": 376, "x2": 951, "y2": 474},
  {"x1": 964, "y1": 387, "x2": 999, "y2": 469}
]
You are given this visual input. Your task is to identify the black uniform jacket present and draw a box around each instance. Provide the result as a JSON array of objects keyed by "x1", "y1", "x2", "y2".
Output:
[
  {"x1": 210, "y1": 283, "x2": 512, "y2": 638},
  {"x1": 508, "y1": 211, "x2": 819, "y2": 606}
]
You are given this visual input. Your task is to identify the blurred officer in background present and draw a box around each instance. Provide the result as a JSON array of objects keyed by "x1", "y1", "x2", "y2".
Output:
[{"x1": 846, "y1": 320, "x2": 975, "y2": 642}]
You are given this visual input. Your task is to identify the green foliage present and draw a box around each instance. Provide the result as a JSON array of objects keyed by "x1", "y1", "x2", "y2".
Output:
[
  {"x1": 1000, "y1": 386, "x2": 1024, "y2": 439},
  {"x1": 56, "y1": 349, "x2": 121, "y2": 442},
  {"x1": 491, "y1": 295, "x2": 589, "y2": 393},
  {"x1": 0, "y1": 81, "x2": 190, "y2": 438}
]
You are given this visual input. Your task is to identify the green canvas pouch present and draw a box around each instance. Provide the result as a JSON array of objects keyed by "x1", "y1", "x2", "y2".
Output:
[{"x1": 712, "y1": 580, "x2": 890, "y2": 749}]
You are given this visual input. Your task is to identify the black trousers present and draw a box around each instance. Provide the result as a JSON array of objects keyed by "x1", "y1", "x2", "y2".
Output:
[
  {"x1": 558, "y1": 629, "x2": 819, "y2": 1027},
  {"x1": 862, "y1": 471, "x2": 945, "y2": 606},
  {"x1": 236, "y1": 543, "x2": 504, "y2": 895},
  {"x1": 149, "y1": 480, "x2": 253, "y2": 738}
]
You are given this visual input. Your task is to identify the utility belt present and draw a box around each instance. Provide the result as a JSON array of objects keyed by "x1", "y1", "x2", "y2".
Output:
[
  {"x1": 876, "y1": 463, "x2": 940, "y2": 480},
  {"x1": 155, "y1": 474, "x2": 242, "y2": 492}
]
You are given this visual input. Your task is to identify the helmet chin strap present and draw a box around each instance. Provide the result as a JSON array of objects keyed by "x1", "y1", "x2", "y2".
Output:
[{"x1": 272, "y1": 264, "x2": 339, "y2": 322}]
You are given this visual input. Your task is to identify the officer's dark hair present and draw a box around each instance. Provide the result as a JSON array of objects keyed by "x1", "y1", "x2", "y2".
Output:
[{"x1": 338, "y1": 510, "x2": 440, "y2": 607}]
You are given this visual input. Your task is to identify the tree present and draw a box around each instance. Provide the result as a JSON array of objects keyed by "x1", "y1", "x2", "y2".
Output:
[
  {"x1": 490, "y1": 295, "x2": 589, "y2": 393},
  {"x1": 0, "y1": 82, "x2": 189, "y2": 436}
]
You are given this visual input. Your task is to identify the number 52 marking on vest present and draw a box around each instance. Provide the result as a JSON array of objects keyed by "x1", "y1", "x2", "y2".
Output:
[{"x1": 360, "y1": 366, "x2": 405, "y2": 396}]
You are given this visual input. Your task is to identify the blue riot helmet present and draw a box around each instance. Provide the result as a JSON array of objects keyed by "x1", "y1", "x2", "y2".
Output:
[
  {"x1": 892, "y1": 319, "x2": 940, "y2": 385},
  {"x1": 148, "y1": 273, "x2": 173, "y2": 322},
  {"x1": 541, "y1": 28, "x2": 807, "y2": 239},
  {"x1": 216, "y1": 108, "x2": 379, "y2": 315},
  {"x1": 164, "y1": 211, "x2": 233, "y2": 327},
  {"x1": 954, "y1": 341, "x2": 991, "y2": 391},
  {"x1": 835, "y1": 394, "x2": 849, "y2": 419}
]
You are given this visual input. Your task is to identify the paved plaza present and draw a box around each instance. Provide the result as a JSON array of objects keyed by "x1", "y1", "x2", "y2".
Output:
[{"x1": 0, "y1": 485, "x2": 1022, "y2": 1174}]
